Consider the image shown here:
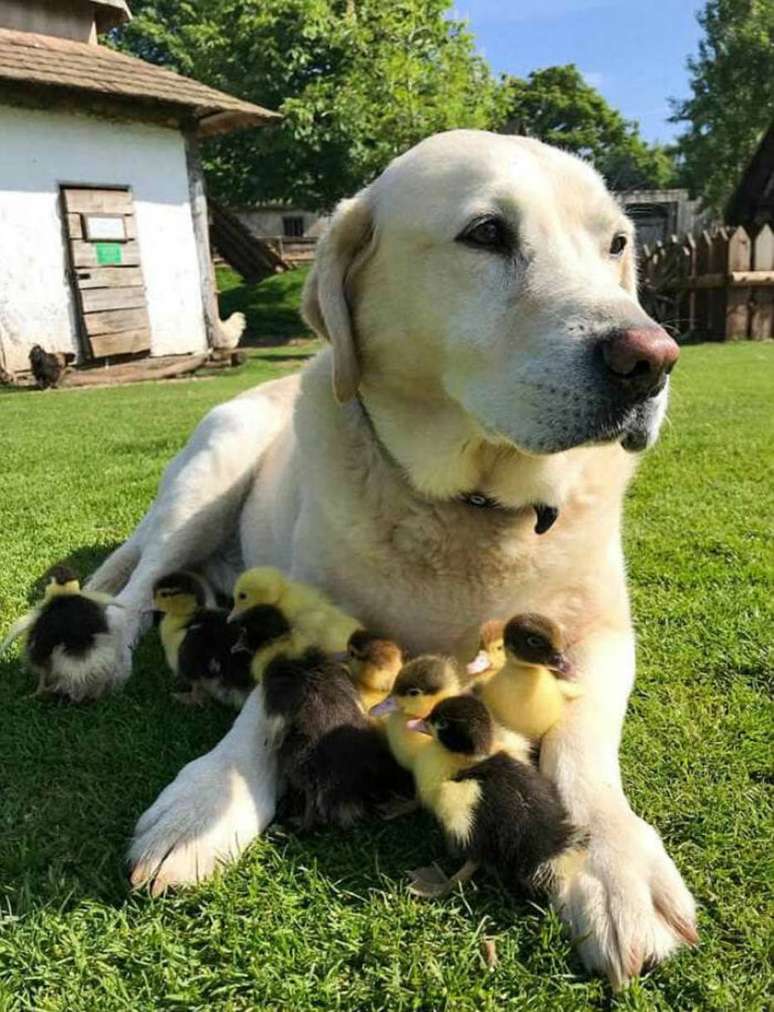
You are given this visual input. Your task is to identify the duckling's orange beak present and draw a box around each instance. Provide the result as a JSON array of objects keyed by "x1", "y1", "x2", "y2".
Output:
[
  {"x1": 369, "y1": 697, "x2": 399, "y2": 718},
  {"x1": 466, "y1": 650, "x2": 492, "y2": 676},
  {"x1": 405, "y1": 717, "x2": 432, "y2": 735}
]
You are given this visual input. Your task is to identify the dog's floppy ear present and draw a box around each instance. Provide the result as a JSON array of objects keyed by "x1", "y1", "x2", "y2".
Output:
[{"x1": 302, "y1": 193, "x2": 374, "y2": 404}]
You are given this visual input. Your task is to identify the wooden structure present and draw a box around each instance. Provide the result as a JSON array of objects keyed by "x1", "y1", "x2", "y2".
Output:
[
  {"x1": 639, "y1": 225, "x2": 774, "y2": 341},
  {"x1": 0, "y1": 0, "x2": 280, "y2": 378},
  {"x1": 209, "y1": 201, "x2": 287, "y2": 283},
  {"x1": 726, "y1": 123, "x2": 774, "y2": 229}
]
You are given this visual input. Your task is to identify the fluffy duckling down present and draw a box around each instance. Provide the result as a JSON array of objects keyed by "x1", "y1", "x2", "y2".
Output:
[
  {"x1": 261, "y1": 648, "x2": 412, "y2": 830},
  {"x1": 406, "y1": 695, "x2": 583, "y2": 899},
  {"x1": 476, "y1": 614, "x2": 582, "y2": 742},
  {"x1": 152, "y1": 572, "x2": 270, "y2": 708},
  {"x1": 369, "y1": 656, "x2": 462, "y2": 774},
  {"x1": 344, "y1": 629, "x2": 404, "y2": 716},
  {"x1": 0, "y1": 565, "x2": 122, "y2": 701},
  {"x1": 465, "y1": 620, "x2": 506, "y2": 683},
  {"x1": 229, "y1": 567, "x2": 363, "y2": 662}
]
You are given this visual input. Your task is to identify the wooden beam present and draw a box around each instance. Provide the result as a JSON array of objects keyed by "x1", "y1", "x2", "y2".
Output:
[
  {"x1": 70, "y1": 240, "x2": 141, "y2": 268},
  {"x1": 80, "y1": 287, "x2": 147, "y2": 312},
  {"x1": 84, "y1": 308, "x2": 150, "y2": 336},
  {"x1": 185, "y1": 132, "x2": 220, "y2": 349},
  {"x1": 88, "y1": 329, "x2": 152, "y2": 357},
  {"x1": 62, "y1": 188, "x2": 134, "y2": 214},
  {"x1": 75, "y1": 267, "x2": 144, "y2": 289}
]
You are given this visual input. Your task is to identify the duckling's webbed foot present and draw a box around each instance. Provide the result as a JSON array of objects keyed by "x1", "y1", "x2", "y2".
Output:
[
  {"x1": 408, "y1": 864, "x2": 455, "y2": 898},
  {"x1": 408, "y1": 859, "x2": 480, "y2": 899},
  {"x1": 172, "y1": 684, "x2": 207, "y2": 707},
  {"x1": 378, "y1": 796, "x2": 420, "y2": 821}
]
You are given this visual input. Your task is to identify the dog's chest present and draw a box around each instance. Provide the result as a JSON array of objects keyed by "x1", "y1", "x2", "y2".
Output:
[{"x1": 303, "y1": 498, "x2": 584, "y2": 657}]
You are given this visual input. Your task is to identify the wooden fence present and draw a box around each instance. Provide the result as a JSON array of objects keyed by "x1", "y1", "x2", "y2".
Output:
[{"x1": 639, "y1": 224, "x2": 774, "y2": 341}]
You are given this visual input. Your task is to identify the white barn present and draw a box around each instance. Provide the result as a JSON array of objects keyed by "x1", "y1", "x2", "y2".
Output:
[{"x1": 0, "y1": 0, "x2": 279, "y2": 377}]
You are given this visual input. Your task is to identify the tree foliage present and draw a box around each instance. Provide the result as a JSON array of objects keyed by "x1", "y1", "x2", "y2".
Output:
[
  {"x1": 499, "y1": 65, "x2": 675, "y2": 191},
  {"x1": 114, "y1": 0, "x2": 501, "y2": 209},
  {"x1": 671, "y1": 0, "x2": 774, "y2": 212}
]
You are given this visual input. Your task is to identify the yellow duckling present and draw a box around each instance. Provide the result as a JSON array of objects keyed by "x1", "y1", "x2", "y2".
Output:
[
  {"x1": 345, "y1": 629, "x2": 404, "y2": 715},
  {"x1": 476, "y1": 614, "x2": 581, "y2": 742},
  {"x1": 465, "y1": 620, "x2": 506, "y2": 684},
  {"x1": 229, "y1": 567, "x2": 362, "y2": 656},
  {"x1": 369, "y1": 656, "x2": 461, "y2": 774},
  {"x1": 1, "y1": 565, "x2": 122, "y2": 701}
]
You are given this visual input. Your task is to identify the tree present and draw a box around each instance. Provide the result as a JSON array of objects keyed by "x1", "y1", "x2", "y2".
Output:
[
  {"x1": 499, "y1": 65, "x2": 676, "y2": 191},
  {"x1": 671, "y1": 0, "x2": 774, "y2": 212},
  {"x1": 114, "y1": 0, "x2": 501, "y2": 210}
]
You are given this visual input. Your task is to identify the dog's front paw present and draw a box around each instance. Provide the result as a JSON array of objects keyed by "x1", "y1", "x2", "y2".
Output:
[
  {"x1": 128, "y1": 712, "x2": 277, "y2": 894},
  {"x1": 554, "y1": 813, "x2": 697, "y2": 989}
]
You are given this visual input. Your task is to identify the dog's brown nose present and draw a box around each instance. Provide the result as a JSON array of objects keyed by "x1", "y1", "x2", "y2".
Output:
[{"x1": 602, "y1": 326, "x2": 679, "y2": 396}]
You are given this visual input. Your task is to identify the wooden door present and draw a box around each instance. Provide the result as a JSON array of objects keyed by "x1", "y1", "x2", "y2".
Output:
[{"x1": 60, "y1": 186, "x2": 151, "y2": 359}]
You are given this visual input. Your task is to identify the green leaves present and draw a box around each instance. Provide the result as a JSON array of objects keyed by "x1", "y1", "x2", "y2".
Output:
[
  {"x1": 499, "y1": 65, "x2": 676, "y2": 191},
  {"x1": 115, "y1": 0, "x2": 501, "y2": 210},
  {"x1": 671, "y1": 0, "x2": 774, "y2": 213}
]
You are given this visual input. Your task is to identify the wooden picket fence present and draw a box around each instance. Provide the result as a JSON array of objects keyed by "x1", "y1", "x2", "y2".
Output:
[{"x1": 639, "y1": 224, "x2": 774, "y2": 341}]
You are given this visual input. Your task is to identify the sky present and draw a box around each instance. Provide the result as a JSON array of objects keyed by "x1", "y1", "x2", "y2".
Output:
[{"x1": 455, "y1": 0, "x2": 705, "y2": 144}]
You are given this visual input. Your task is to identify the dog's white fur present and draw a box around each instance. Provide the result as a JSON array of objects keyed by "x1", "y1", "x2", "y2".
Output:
[{"x1": 83, "y1": 131, "x2": 695, "y2": 987}]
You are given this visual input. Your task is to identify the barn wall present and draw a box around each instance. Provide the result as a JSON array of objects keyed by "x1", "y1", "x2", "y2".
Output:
[
  {"x1": 236, "y1": 207, "x2": 330, "y2": 239},
  {"x1": 0, "y1": 104, "x2": 207, "y2": 372}
]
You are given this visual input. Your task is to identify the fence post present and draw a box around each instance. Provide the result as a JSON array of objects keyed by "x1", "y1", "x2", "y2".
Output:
[
  {"x1": 751, "y1": 225, "x2": 774, "y2": 340},
  {"x1": 726, "y1": 226, "x2": 752, "y2": 340}
]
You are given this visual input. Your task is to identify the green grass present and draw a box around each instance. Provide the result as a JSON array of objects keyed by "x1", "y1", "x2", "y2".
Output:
[
  {"x1": 217, "y1": 265, "x2": 312, "y2": 344},
  {"x1": 0, "y1": 344, "x2": 772, "y2": 1010}
]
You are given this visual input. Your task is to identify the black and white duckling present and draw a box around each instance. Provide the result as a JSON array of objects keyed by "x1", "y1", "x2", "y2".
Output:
[
  {"x1": 344, "y1": 629, "x2": 404, "y2": 715},
  {"x1": 406, "y1": 695, "x2": 583, "y2": 899},
  {"x1": 152, "y1": 572, "x2": 267, "y2": 707},
  {"x1": 229, "y1": 567, "x2": 362, "y2": 656},
  {"x1": 230, "y1": 602, "x2": 295, "y2": 684},
  {"x1": 476, "y1": 614, "x2": 582, "y2": 742},
  {"x1": 262, "y1": 648, "x2": 413, "y2": 830},
  {"x1": 0, "y1": 565, "x2": 122, "y2": 701}
]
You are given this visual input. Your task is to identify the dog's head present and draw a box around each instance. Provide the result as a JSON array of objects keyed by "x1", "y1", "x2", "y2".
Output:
[{"x1": 303, "y1": 130, "x2": 677, "y2": 456}]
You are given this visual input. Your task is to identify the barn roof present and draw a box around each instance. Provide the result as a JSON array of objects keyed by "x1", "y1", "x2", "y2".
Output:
[
  {"x1": 0, "y1": 27, "x2": 280, "y2": 136},
  {"x1": 90, "y1": 1, "x2": 132, "y2": 32},
  {"x1": 725, "y1": 122, "x2": 774, "y2": 227}
]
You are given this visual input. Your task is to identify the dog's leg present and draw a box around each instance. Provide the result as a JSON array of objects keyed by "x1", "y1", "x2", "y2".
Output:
[
  {"x1": 59, "y1": 397, "x2": 285, "y2": 700},
  {"x1": 128, "y1": 687, "x2": 277, "y2": 894},
  {"x1": 541, "y1": 626, "x2": 697, "y2": 989}
]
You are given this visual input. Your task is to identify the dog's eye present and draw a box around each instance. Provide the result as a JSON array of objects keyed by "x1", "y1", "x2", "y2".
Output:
[
  {"x1": 609, "y1": 234, "x2": 628, "y2": 257},
  {"x1": 458, "y1": 217, "x2": 510, "y2": 252}
]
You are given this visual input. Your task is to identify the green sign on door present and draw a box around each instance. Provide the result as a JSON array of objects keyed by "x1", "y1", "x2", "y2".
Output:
[{"x1": 95, "y1": 242, "x2": 123, "y2": 265}]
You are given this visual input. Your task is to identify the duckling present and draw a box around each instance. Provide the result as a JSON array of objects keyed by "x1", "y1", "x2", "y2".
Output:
[
  {"x1": 465, "y1": 620, "x2": 506, "y2": 683},
  {"x1": 230, "y1": 603, "x2": 295, "y2": 683},
  {"x1": 369, "y1": 655, "x2": 461, "y2": 773},
  {"x1": 0, "y1": 565, "x2": 122, "y2": 701},
  {"x1": 261, "y1": 648, "x2": 413, "y2": 830},
  {"x1": 152, "y1": 572, "x2": 270, "y2": 707},
  {"x1": 406, "y1": 695, "x2": 582, "y2": 899},
  {"x1": 230, "y1": 567, "x2": 362, "y2": 654},
  {"x1": 345, "y1": 629, "x2": 404, "y2": 715},
  {"x1": 476, "y1": 614, "x2": 582, "y2": 742}
]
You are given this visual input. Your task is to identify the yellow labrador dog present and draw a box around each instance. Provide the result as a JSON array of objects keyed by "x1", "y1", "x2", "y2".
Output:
[{"x1": 85, "y1": 131, "x2": 695, "y2": 987}]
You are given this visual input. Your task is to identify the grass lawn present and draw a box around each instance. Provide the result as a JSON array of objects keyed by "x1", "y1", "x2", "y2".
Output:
[
  {"x1": 0, "y1": 343, "x2": 772, "y2": 1011},
  {"x1": 216, "y1": 265, "x2": 312, "y2": 344}
]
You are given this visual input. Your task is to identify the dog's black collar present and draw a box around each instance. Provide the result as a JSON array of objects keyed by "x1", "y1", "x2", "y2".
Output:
[
  {"x1": 355, "y1": 396, "x2": 559, "y2": 536},
  {"x1": 457, "y1": 491, "x2": 558, "y2": 535}
]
